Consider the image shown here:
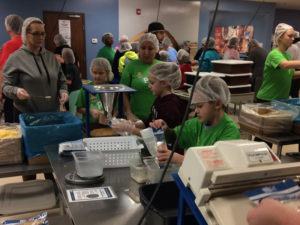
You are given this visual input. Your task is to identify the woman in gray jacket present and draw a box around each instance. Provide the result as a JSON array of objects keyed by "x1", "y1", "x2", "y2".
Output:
[{"x1": 2, "y1": 17, "x2": 68, "y2": 119}]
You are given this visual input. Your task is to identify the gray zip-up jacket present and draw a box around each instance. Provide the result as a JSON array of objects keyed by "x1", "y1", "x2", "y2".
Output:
[{"x1": 2, "y1": 45, "x2": 68, "y2": 113}]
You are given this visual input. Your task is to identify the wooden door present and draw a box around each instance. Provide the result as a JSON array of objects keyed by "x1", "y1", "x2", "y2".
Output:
[{"x1": 43, "y1": 11, "x2": 87, "y2": 79}]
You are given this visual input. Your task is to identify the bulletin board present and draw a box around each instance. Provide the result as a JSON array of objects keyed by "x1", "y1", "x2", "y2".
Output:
[{"x1": 214, "y1": 25, "x2": 254, "y2": 54}]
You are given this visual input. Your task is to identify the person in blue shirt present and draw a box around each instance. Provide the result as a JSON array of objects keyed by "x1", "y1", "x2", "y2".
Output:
[
  {"x1": 161, "y1": 37, "x2": 178, "y2": 64},
  {"x1": 199, "y1": 37, "x2": 221, "y2": 72}
]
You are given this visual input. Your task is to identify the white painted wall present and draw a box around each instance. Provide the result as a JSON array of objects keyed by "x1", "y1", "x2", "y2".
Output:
[{"x1": 119, "y1": 0, "x2": 200, "y2": 44}]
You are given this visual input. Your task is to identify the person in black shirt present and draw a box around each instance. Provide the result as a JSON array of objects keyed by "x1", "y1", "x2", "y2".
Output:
[{"x1": 61, "y1": 48, "x2": 82, "y2": 115}]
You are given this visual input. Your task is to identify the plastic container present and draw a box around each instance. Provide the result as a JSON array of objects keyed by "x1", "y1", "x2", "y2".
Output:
[
  {"x1": 146, "y1": 163, "x2": 180, "y2": 184},
  {"x1": 83, "y1": 136, "x2": 142, "y2": 168},
  {"x1": 139, "y1": 181, "x2": 198, "y2": 225},
  {"x1": 19, "y1": 112, "x2": 83, "y2": 157},
  {"x1": 130, "y1": 158, "x2": 148, "y2": 183},
  {"x1": 72, "y1": 151, "x2": 104, "y2": 178}
]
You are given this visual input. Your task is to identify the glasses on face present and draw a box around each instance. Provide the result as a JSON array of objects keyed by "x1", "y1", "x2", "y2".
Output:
[{"x1": 28, "y1": 31, "x2": 46, "y2": 37}]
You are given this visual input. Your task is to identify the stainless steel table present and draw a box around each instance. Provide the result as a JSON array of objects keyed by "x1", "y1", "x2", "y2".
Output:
[{"x1": 46, "y1": 147, "x2": 144, "y2": 225}]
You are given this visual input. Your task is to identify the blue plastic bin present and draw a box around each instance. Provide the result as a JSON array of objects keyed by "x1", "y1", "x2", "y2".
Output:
[
  {"x1": 275, "y1": 98, "x2": 300, "y2": 122},
  {"x1": 19, "y1": 112, "x2": 83, "y2": 157}
]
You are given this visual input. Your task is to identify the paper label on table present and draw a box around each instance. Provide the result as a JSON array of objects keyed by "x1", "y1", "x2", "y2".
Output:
[{"x1": 66, "y1": 186, "x2": 116, "y2": 203}]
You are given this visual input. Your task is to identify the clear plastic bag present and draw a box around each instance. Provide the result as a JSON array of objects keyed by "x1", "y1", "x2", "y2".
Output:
[
  {"x1": 108, "y1": 117, "x2": 134, "y2": 136},
  {"x1": 239, "y1": 101, "x2": 299, "y2": 135}
]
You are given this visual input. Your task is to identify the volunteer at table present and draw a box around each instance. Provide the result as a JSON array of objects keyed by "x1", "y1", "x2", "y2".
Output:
[
  {"x1": 2, "y1": 17, "x2": 68, "y2": 119},
  {"x1": 257, "y1": 23, "x2": 300, "y2": 102},
  {"x1": 120, "y1": 33, "x2": 160, "y2": 121}
]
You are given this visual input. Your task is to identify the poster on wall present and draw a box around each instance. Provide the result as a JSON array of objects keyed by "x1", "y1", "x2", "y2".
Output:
[
  {"x1": 214, "y1": 25, "x2": 254, "y2": 54},
  {"x1": 58, "y1": 19, "x2": 71, "y2": 46}
]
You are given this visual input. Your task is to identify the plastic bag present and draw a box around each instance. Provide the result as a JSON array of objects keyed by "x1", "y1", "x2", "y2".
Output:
[
  {"x1": 2, "y1": 212, "x2": 48, "y2": 225},
  {"x1": 22, "y1": 112, "x2": 65, "y2": 126},
  {"x1": 108, "y1": 117, "x2": 134, "y2": 136},
  {"x1": 239, "y1": 101, "x2": 299, "y2": 135}
]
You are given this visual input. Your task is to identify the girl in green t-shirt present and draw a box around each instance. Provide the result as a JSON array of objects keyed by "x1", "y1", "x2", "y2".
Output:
[
  {"x1": 76, "y1": 57, "x2": 115, "y2": 123},
  {"x1": 257, "y1": 23, "x2": 300, "y2": 101},
  {"x1": 151, "y1": 76, "x2": 240, "y2": 165}
]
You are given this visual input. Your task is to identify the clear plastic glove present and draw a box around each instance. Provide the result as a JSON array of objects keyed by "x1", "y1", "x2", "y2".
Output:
[
  {"x1": 90, "y1": 108, "x2": 101, "y2": 119},
  {"x1": 59, "y1": 92, "x2": 69, "y2": 104},
  {"x1": 149, "y1": 119, "x2": 168, "y2": 131},
  {"x1": 109, "y1": 118, "x2": 135, "y2": 136},
  {"x1": 157, "y1": 145, "x2": 183, "y2": 165},
  {"x1": 17, "y1": 88, "x2": 30, "y2": 100}
]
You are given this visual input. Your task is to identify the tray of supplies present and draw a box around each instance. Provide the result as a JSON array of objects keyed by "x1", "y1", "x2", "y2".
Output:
[{"x1": 83, "y1": 136, "x2": 143, "y2": 168}]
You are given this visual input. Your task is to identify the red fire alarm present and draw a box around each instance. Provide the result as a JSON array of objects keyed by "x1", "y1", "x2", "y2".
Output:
[{"x1": 136, "y1": 8, "x2": 141, "y2": 15}]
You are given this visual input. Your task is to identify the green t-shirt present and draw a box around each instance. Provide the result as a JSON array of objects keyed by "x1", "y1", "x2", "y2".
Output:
[
  {"x1": 76, "y1": 81, "x2": 104, "y2": 123},
  {"x1": 120, "y1": 59, "x2": 160, "y2": 119},
  {"x1": 257, "y1": 48, "x2": 295, "y2": 101},
  {"x1": 174, "y1": 113, "x2": 240, "y2": 149},
  {"x1": 96, "y1": 46, "x2": 115, "y2": 66}
]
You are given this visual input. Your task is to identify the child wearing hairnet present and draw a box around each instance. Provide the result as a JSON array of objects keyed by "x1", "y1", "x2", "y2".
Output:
[
  {"x1": 76, "y1": 57, "x2": 115, "y2": 123},
  {"x1": 151, "y1": 75, "x2": 240, "y2": 164},
  {"x1": 111, "y1": 62, "x2": 186, "y2": 136},
  {"x1": 177, "y1": 49, "x2": 192, "y2": 89}
]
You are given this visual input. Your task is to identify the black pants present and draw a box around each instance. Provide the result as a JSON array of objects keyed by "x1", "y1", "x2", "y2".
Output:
[{"x1": 3, "y1": 95, "x2": 16, "y2": 123}]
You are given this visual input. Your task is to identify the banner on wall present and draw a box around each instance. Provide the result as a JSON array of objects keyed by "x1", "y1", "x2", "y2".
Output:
[
  {"x1": 214, "y1": 25, "x2": 254, "y2": 54},
  {"x1": 58, "y1": 20, "x2": 71, "y2": 46}
]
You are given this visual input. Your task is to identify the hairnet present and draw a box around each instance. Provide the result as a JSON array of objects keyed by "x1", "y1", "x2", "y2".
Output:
[
  {"x1": 21, "y1": 17, "x2": 44, "y2": 44},
  {"x1": 5, "y1": 14, "x2": 23, "y2": 34},
  {"x1": 201, "y1": 37, "x2": 216, "y2": 49},
  {"x1": 181, "y1": 41, "x2": 190, "y2": 49},
  {"x1": 162, "y1": 37, "x2": 172, "y2": 48},
  {"x1": 119, "y1": 34, "x2": 128, "y2": 42},
  {"x1": 54, "y1": 34, "x2": 67, "y2": 46},
  {"x1": 62, "y1": 48, "x2": 75, "y2": 64},
  {"x1": 191, "y1": 75, "x2": 230, "y2": 105},
  {"x1": 177, "y1": 49, "x2": 190, "y2": 63},
  {"x1": 274, "y1": 23, "x2": 294, "y2": 47},
  {"x1": 149, "y1": 62, "x2": 181, "y2": 89},
  {"x1": 139, "y1": 33, "x2": 159, "y2": 51},
  {"x1": 159, "y1": 51, "x2": 168, "y2": 62},
  {"x1": 131, "y1": 42, "x2": 139, "y2": 53},
  {"x1": 119, "y1": 42, "x2": 132, "y2": 53},
  {"x1": 102, "y1": 32, "x2": 113, "y2": 44},
  {"x1": 248, "y1": 39, "x2": 260, "y2": 48},
  {"x1": 90, "y1": 57, "x2": 114, "y2": 82},
  {"x1": 228, "y1": 37, "x2": 239, "y2": 48}
]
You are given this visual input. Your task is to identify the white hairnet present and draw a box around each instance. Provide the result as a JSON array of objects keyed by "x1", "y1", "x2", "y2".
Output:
[
  {"x1": 162, "y1": 37, "x2": 172, "y2": 48},
  {"x1": 90, "y1": 57, "x2": 114, "y2": 82},
  {"x1": 102, "y1": 32, "x2": 113, "y2": 44},
  {"x1": 119, "y1": 42, "x2": 132, "y2": 53},
  {"x1": 228, "y1": 37, "x2": 239, "y2": 48},
  {"x1": 149, "y1": 62, "x2": 181, "y2": 89},
  {"x1": 62, "y1": 48, "x2": 75, "y2": 64},
  {"x1": 5, "y1": 14, "x2": 23, "y2": 34},
  {"x1": 274, "y1": 23, "x2": 294, "y2": 47},
  {"x1": 191, "y1": 75, "x2": 230, "y2": 105},
  {"x1": 21, "y1": 17, "x2": 44, "y2": 44},
  {"x1": 201, "y1": 37, "x2": 216, "y2": 49},
  {"x1": 139, "y1": 33, "x2": 159, "y2": 51},
  {"x1": 159, "y1": 50, "x2": 168, "y2": 62},
  {"x1": 54, "y1": 34, "x2": 67, "y2": 46},
  {"x1": 177, "y1": 49, "x2": 190, "y2": 63},
  {"x1": 119, "y1": 34, "x2": 128, "y2": 42}
]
